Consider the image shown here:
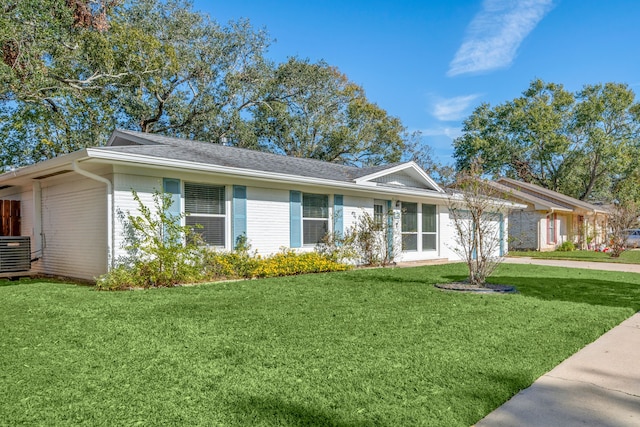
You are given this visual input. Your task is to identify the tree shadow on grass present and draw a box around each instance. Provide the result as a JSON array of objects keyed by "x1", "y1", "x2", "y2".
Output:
[
  {"x1": 448, "y1": 275, "x2": 640, "y2": 311},
  {"x1": 233, "y1": 394, "x2": 374, "y2": 427}
]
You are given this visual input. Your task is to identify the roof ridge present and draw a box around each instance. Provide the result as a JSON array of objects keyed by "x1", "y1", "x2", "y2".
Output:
[{"x1": 114, "y1": 129, "x2": 391, "y2": 172}]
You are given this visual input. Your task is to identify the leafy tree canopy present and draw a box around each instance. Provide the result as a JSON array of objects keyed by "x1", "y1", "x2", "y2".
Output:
[
  {"x1": 0, "y1": 0, "x2": 410, "y2": 168},
  {"x1": 453, "y1": 79, "x2": 640, "y2": 202}
]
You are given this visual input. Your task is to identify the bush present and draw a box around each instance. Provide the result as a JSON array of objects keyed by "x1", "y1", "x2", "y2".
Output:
[
  {"x1": 556, "y1": 241, "x2": 576, "y2": 252},
  {"x1": 253, "y1": 249, "x2": 350, "y2": 278},
  {"x1": 97, "y1": 192, "x2": 351, "y2": 290},
  {"x1": 96, "y1": 190, "x2": 208, "y2": 290}
]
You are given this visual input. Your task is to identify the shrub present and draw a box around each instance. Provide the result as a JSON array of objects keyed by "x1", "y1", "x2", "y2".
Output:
[
  {"x1": 556, "y1": 241, "x2": 576, "y2": 252},
  {"x1": 253, "y1": 249, "x2": 350, "y2": 278},
  {"x1": 96, "y1": 190, "x2": 208, "y2": 290}
]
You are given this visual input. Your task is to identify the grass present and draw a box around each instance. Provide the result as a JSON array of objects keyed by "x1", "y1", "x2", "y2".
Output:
[
  {"x1": 509, "y1": 248, "x2": 640, "y2": 264},
  {"x1": 1, "y1": 263, "x2": 637, "y2": 426}
]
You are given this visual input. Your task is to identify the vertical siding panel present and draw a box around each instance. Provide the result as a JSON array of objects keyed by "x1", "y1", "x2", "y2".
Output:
[{"x1": 39, "y1": 177, "x2": 107, "y2": 280}]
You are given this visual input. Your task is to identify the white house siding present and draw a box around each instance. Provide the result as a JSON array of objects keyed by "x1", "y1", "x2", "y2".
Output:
[
  {"x1": 342, "y1": 195, "x2": 374, "y2": 231},
  {"x1": 509, "y1": 210, "x2": 541, "y2": 250},
  {"x1": 245, "y1": 187, "x2": 289, "y2": 254},
  {"x1": 39, "y1": 174, "x2": 107, "y2": 280},
  {"x1": 440, "y1": 209, "x2": 506, "y2": 261},
  {"x1": 109, "y1": 166, "x2": 468, "y2": 264},
  {"x1": 112, "y1": 173, "x2": 163, "y2": 262}
]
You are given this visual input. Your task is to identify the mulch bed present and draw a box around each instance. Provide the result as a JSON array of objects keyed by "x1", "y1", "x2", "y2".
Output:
[{"x1": 434, "y1": 282, "x2": 517, "y2": 294}]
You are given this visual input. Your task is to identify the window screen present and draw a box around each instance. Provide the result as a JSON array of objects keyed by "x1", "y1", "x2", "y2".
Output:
[
  {"x1": 303, "y1": 193, "x2": 328, "y2": 245},
  {"x1": 185, "y1": 183, "x2": 225, "y2": 246}
]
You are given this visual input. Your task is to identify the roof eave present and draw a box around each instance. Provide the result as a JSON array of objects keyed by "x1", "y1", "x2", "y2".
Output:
[{"x1": 85, "y1": 149, "x2": 451, "y2": 200}]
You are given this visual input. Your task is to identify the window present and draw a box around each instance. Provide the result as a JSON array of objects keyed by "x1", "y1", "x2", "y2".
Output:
[
  {"x1": 422, "y1": 204, "x2": 437, "y2": 250},
  {"x1": 303, "y1": 193, "x2": 328, "y2": 245},
  {"x1": 547, "y1": 213, "x2": 556, "y2": 244},
  {"x1": 401, "y1": 202, "x2": 418, "y2": 251},
  {"x1": 373, "y1": 201, "x2": 385, "y2": 226},
  {"x1": 185, "y1": 182, "x2": 225, "y2": 246}
]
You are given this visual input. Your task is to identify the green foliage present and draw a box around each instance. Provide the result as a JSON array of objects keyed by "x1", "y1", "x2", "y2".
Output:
[
  {"x1": 253, "y1": 57, "x2": 406, "y2": 166},
  {"x1": 454, "y1": 79, "x2": 640, "y2": 203},
  {"x1": 607, "y1": 201, "x2": 640, "y2": 258},
  {"x1": 0, "y1": 1, "x2": 407, "y2": 169},
  {"x1": 96, "y1": 189, "x2": 207, "y2": 290},
  {"x1": 203, "y1": 248, "x2": 350, "y2": 280},
  {"x1": 316, "y1": 209, "x2": 396, "y2": 266},
  {"x1": 555, "y1": 241, "x2": 576, "y2": 252}
]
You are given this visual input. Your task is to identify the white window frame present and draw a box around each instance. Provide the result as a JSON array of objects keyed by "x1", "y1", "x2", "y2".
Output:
[
  {"x1": 302, "y1": 193, "x2": 330, "y2": 246},
  {"x1": 400, "y1": 201, "x2": 439, "y2": 253},
  {"x1": 184, "y1": 182, "x2": 227, "y2": 248},
  {"x1": 421, "y1": 203, "x2": 438, "y2": 251}
]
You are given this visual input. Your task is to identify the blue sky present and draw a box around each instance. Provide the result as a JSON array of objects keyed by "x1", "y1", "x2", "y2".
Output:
[{"x1": 193, "y1": 0, "x2": 640, "y2": 165}]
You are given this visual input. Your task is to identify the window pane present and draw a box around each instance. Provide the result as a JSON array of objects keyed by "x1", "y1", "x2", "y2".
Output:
[
  {"x1": 401, "y1": 202, "x2": 417, "y2": 232},
  {"x1": 374, "y1": 203, "x2": 384, "y2": 226},
  {"x1": 303, "y1": 219, "x2": 328, "y2": 245},
  {"x1": 303, "y1": 194, "x2": 328, "y2": 218},
  {"x1": 186, "y1": 216, "x2": 225, "y2": 246},
  {"x1": 185, "y1": 183, "x2": 225, "y2": 215},
  {"x1": 422, "y1": 234, "x2": 436, "y2": 251},
  {"x1": 422, "y1": 204, "x2": 436, "y2": 233},
  {"x1": 402, "y1": 233, "x2": 417, "y2": 251}
]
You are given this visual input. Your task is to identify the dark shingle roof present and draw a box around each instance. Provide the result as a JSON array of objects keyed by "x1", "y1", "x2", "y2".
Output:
[{"x1": 99, "y1": 130, "x2": 401, "y2": 183}]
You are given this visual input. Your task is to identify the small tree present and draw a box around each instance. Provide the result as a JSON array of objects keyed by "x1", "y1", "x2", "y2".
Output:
[
  {"x1": 98, "y1": 189, "x2": 207, "y2": 289},
  {"x1": 447, "y1": 163, "x2": 512, "y2": 287},
  {"x1": 607, "y1": 201, "x2": 640, "y2": 257}
]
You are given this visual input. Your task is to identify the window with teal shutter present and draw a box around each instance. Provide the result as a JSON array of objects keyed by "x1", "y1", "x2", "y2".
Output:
[{"x1": 233, "y1": 185, "x2": 247, "y2": 248}]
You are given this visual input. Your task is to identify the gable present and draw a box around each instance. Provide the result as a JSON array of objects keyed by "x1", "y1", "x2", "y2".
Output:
[
  {"x1": 355, "y1": 162, "x2": 443, "y2": 193},
  {"x1": 372, "y1": 171, "x2": 430, "y2": 189}
]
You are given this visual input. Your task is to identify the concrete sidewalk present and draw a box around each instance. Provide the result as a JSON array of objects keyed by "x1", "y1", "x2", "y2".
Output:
[
  {"x1": 475, "y1": 257, "x2": 640, "y2": 426},
  {"x1": 475, "y1": 313, "x2": 640, "y2": 426}
]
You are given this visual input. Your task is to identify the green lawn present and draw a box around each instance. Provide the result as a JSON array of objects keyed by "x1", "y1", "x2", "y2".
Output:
[
  {"x1": 1, "y1": 263, "x2": 637, "y2": 426},
  {"x1": 509, "y1": 248, "x2": 640, "y2": 264}
]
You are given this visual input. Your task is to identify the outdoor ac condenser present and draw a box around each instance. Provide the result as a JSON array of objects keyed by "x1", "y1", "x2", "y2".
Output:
[{"x1": 0, "y1": 236, "x2": 31, "y2": 272}]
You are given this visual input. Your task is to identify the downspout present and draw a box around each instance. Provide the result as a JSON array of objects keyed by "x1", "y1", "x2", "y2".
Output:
[
  {"x1": 32, "y1": 181, "x2": 43, "y2": 261},
  {"x1": 72, "y1": 160, "x2": 114, "y2": 270}
]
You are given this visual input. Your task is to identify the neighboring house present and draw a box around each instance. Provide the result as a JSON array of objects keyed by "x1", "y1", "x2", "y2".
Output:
[
  {"x1": 0, "y1": 130, "x2": 512, "y2": 281},
  {"x1": 491, "y1": 177, "x2": 609, "y2": 251}
]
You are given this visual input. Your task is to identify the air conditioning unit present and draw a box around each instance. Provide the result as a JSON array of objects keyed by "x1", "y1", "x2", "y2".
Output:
[{"x1": 0, "y1": 236, "x2": 31, "y2": 272}]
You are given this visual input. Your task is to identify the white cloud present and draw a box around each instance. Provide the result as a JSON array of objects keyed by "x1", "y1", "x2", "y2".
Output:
[
  {"x1": 417, "y1": 127, "x2": 463, "y2": 140},
  {"x1": 448, "y1": 0, "x2": 554, "y2": 77},
  {"x1": 432, "y1": 94, "x2": 481, "y2": 121}
]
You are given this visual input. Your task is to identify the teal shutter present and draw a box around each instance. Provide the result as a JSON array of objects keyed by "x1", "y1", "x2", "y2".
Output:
[
  {"x1": 334, "y1": 194, "x2": 343, "y2": 238},
  {"x1": 163, "y1": 178, "x2": 181, "y2": 242},
  {"x1": 233, "y1": 185, "x2": 247, "y2": 248},
  {"x1": 290, "y1": 190, "x2": 302, "y2": 248}
]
